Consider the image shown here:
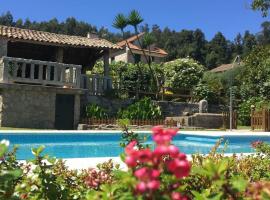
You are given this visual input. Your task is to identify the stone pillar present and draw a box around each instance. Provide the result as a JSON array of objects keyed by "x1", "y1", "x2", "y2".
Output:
[
  {"x1": 0, "y1": 38, "x2": 8, "y2": 58},
  {"x1": 103, "y1": 50, "x2": 110, "y2": 77},
  {"x1": 55, "y1": 47, "x2": 64, "y2": 63},
  {"x1": 199, "y1": 100, "x2": 208, "y2": 113}
]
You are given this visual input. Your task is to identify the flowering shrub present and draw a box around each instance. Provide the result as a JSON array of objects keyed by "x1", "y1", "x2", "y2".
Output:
[
  {"x1": 124, "y1": 126, "x2": 191, "y2": 199},
  {"x1": 1, "y1": 133, "x2": 270, "y2": 199},
  {"x1": 84, "y1": 159, "x2": 118, "y2": 190}
]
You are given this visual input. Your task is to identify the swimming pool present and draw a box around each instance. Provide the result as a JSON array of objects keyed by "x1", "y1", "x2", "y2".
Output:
[{"x1": 0, "y1": 132, "x2": 269, "y2": 160}]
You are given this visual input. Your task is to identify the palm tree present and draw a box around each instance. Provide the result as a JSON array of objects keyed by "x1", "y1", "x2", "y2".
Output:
[
  {"x1": 113, "y1": 13, "x2": 141, "y2": 98},
  {"x1": 128, "y1": 10, "x2": 150, "y2": 65},
  {"x1": 113, "y1": 14, "x2": 137, "y2": 62},
  {"x1": 128, "y1": 10, "x2": 160, "y2": 95}
]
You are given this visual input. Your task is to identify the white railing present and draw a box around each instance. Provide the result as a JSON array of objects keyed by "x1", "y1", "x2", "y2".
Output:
[
  {"x1": 81, "y1": 74, "x2": 112, "y2": 95},
  {"x1": 0, "y1": 56, "x2": 81, "y2": 88}
]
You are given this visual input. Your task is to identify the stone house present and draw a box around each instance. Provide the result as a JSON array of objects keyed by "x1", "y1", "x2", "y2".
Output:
[
  {"x1": 110, "y1": 32, "x2": 167, "y2": 64},
  {"x1": 0, "y1": 25, "x2": 120, "y2": 130}
]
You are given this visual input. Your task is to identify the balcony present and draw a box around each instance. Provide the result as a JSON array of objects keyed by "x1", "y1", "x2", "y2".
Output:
[
  {"x1": 81, "y1": 74, "x2": 112, "y2": 95},
  {"x1": 0, "y1": 56, "x2": 82, "y2": 88}
]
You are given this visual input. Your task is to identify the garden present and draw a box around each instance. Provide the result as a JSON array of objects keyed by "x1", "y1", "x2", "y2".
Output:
[{"x1": 1, "y1": 127, "x2": 270, "y2": 200}]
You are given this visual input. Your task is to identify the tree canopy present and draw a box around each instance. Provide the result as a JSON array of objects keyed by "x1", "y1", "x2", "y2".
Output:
[{"x1": 0, "y1": 11, "x2": 269, "y2": 69}]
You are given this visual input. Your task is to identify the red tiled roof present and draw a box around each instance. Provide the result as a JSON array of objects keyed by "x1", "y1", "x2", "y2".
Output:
[
  {"x1": 117, "y1": 32, "x2": 145, "y2": 47},
  {"x1": 117, "y1": 32, "x2": 168, "y2": 56},
  {"x1": 0, "y1": 25, "x2": 121, "y2": 49}
]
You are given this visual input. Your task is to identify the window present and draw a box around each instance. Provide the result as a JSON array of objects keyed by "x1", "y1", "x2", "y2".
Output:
[
  {"x1": 151, "y1": 56, "x2": 155, "y2": 62},
  {"x1": 134, "y1": 54, "x2": 141, "y2": 64},
  {"x1": 111, "y1": 57, "x2": 115, "y2": 62}
]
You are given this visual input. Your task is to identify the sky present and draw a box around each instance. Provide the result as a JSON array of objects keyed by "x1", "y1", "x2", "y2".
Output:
[{"x1": 0, "y1": 0, "x2": 269, "y2": 40}]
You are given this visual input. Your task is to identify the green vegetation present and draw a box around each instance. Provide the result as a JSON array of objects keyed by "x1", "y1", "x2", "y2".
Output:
[
  {"x1": 0, "y1": 12, "x2": 269, "y2": 69},
  {"x1": 1, "y1": 129, "x2": 270, "y2": 199},
  {"x1": 117, "y1": 97, "x2": 162, "y2": 120},
  {"x1": 164, "y1": 58, "x2": 205, "y2": 90},
  {"x1": 85, "y1": 104, "x2": 108, "y2": 119}
]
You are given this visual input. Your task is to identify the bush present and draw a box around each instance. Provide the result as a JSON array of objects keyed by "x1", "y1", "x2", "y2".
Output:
[
  {"x1": 239, "y1": 45, "x2": 270, "y2": 99},
  {"x1": 85, "y1": 104, "x2": 108, "y2": 119},
  {"x1": 1, "y1": 132, "x2": 270, "y2": 199},
  {"x1": 117, "y1": 97, "x2": 162, "y2": 120},
  {"x1": 164, "y1": 58, "x2": 205, "y2": 91},
  {"x1": 238, "y1": 97, "x2": 270, "y2": 126}
]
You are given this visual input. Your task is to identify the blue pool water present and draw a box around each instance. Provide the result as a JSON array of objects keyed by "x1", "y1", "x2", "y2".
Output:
[{"x1": 0, "y1": 133, "x2": 269, "y2": 160}]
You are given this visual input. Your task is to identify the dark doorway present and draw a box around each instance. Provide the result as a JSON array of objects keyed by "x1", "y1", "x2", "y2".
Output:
[{"x1": 55, "y1": 94, "x2": 75, "y2": 130}]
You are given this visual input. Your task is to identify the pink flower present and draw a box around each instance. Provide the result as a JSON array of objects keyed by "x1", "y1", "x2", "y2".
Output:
[
  {"x1": 150, "y1": 169, "x2": 160, "y2": 179},
  {"x1": 136, "y1": 182, "x2": 147, "y2": 193},
  {"x1": 153, "y1": 134, "x2": 172, "y2": 146},
  {"x1": 171, "y1": 192, "x2": 188, "y2": 200},
  {"x1": 134, "y1": 167, "x2": 148, "y2": 180},
  {"x1": 164, "y1": 129, "x2": 178, "y2": 137},
  {"x1": 168, "y1": 159, "x2": 191, "y2": 179},
  {"x1": 178, "y1": 153, "x2": 187, "y2": 160},
  {"x1": 147, "y1": 180, "x2": 160, "y2": 190},
  {"x1": 153, "y1": 145, "x2": 169, "y2": 157},
  {"x1": 251, "y1": 141, "x2": 263, "y2": 148},
  {"x1": 125, "y1": 156, "x2": 137, "y2": 168},
  {"x1": 168, "y1": 145, "x2": 179, "y2": 158},
  {"x1": 152, "y1": 126, "x2": 163, "y2": 135},
  {"x1": 137, "y1": 149, "x2": 152, "y2": 163},
  {"x1": 125, "y1": 140, "x2": 138, "y2": 155}
]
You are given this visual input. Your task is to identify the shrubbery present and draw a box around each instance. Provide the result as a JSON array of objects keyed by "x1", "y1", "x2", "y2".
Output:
[
  {"x1": 85, "y1": 104, "x2": 109, "y2": 119},
  {"x1": 117, "y1": 97, "x2": 162, "y2": 120},
  {"x1": 164, "y1": 58, "x2": 205, "y2": 91}
]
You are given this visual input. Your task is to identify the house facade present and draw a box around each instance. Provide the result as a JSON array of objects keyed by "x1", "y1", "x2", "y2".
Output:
[
  {"x1": 0, "y1": 25, "x2": 120, "y2": 129},
  {"x1": 110, "y1": 33, "x2": 168, "y2": 64}
]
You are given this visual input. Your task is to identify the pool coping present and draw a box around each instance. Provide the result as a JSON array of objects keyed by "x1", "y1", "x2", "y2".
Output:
[
  {"x1": 1, "y1": 129, "x2": 270, "y2": 137},
  {"x1": 21, "y1": 153, "x2": 255, "y2": 170}
]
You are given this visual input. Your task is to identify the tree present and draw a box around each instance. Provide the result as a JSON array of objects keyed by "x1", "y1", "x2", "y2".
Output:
[
  {"x1": 232, "y1": 33, "x2": 243, "y2": 57},
  {"x1": 240, "y1": 45, "x2": 270, "y2": 99},
  {"x1": 0, "y1": 11, "x2": 13, "y2": 26},
  {"x1": 205, "y1": 32, "x2": 231, "y2": 69},
  {"x1": 251, "y1": 0, "x2": 270, "y2": 17},
  {"x1": 257, "y1": 21, "x2": 270, "y2": 45},
  {"x1": 242, "y1": 31, "x2": 257, "y2": 57}
]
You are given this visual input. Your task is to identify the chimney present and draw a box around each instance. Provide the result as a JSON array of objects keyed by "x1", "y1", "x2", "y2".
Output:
[{"x1": 87, "y1": 32, "x2": 99, "y2": 39}]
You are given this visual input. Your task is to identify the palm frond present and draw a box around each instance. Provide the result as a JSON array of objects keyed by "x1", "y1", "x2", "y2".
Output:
[
  {"x1": 128, "y1": 10, "x2": 144, "y2": 27},
  {"x1": 112, "y1": 14, "x2": 128, "y2": 31}
]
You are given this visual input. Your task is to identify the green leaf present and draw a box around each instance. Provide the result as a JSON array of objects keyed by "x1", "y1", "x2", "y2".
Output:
[
  {"x1": 31, "y1": 145, "x2": 45, "y2": 156},
  {"x1": 191, "y1": 191, "x2": 206, "y2": 200},
  {"x1": 230, "y1": 176, "x2": 248, "y2": 192},
  {"x1": 0, "y1": 143, "x2": 8, "y2": 158}
]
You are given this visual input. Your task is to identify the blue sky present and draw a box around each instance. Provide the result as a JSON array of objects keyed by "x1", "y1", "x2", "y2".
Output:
[{"x1": 0, "y1": 0, "x2": 268, "y2": 40}]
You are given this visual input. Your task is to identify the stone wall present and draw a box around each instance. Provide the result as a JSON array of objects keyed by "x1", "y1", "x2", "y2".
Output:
[
  {"x1": 81, "y1": 94, "x2": 135, "y2": 117},
  {"x1": 0, "y1": 83, "x2": 82, "y2": 129},
  {"x1": 166, "y1": 113, "x2": 224, "y2": 129},
  {"x1": 155, "y1": 101, "x2": 199, "y2": 117},
  {"x1": 82, "y1": 95, "x2": 223, "y2": 118}
]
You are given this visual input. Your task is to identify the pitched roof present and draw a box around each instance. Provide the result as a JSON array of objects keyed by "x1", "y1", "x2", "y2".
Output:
[
  {"x1": 0, "y1": 25, "x2": 121, "y2": 49},
  {"x1": 117, "y1": 32, "x2": 145, "y2": 47},
  {"x1": 210, "y1": 63, "x2": 234, "y2": 73},
  {"x1": 117, "y1": 32, "x2": 168, "y2": 56}
]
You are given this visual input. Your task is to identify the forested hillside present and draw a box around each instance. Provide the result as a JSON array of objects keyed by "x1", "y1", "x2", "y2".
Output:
[{"x1": 0, "y1": 11, "x2": 269, "y2": 69}]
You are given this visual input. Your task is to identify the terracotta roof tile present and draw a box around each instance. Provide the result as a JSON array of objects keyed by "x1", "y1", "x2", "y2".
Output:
[
  {"x1": 117, "y1": 32, "x2": 145, "y2": 47},
  {"x1": 0, "y1": 25, "x2": 121, "y2": 49},
  {"x1": 117, "y1": 33, "x2": 167, "y2": 56}
]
